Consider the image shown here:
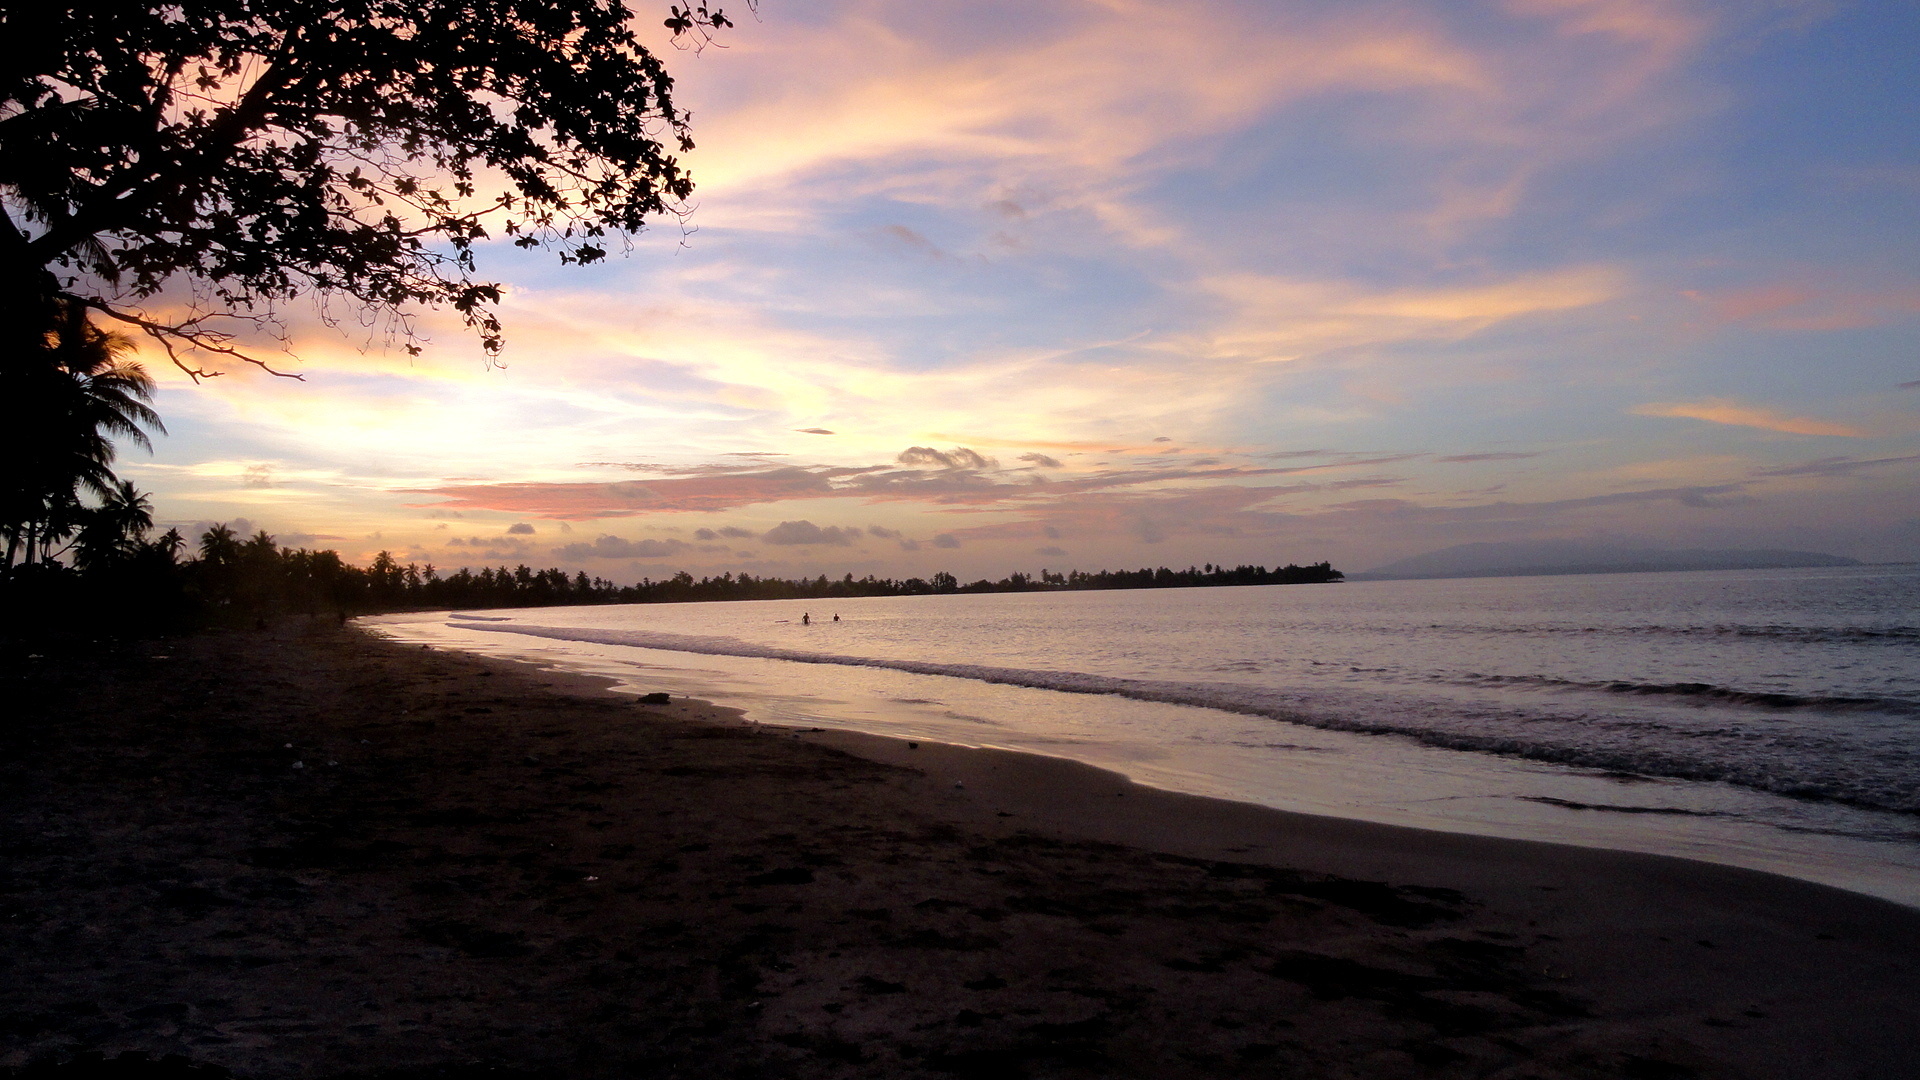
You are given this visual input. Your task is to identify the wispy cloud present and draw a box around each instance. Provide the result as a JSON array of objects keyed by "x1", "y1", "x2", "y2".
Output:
[
  {"x1": 1751, "y1": 454, "x2": 1920, "y2": 478},
  {"x1": 1631, "y1": 400, "x2": 1865, "y2": 437},
  {"x1": 1182, "y1": 265, "x2": 1628, "y2": 365},
  {"x1": 407, "y1": 452, "x2": 1344, "y2": 518},
  {"x1": 1683, "y1": 282, "x2": 1920, "y2": 332},
  {"x1": 1435, "y1": 452, "x2": 1542, "y2": 463},
  {"x1": 413, "y1": 467, "x2": 853, "y2": 518}
]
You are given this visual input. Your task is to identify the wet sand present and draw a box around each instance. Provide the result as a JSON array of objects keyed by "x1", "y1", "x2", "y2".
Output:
[{"x1": 3, "y1": 621, "x2": 1916, "y2": 1079}]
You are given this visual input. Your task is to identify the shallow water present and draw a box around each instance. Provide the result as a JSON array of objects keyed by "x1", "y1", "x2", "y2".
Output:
[{"x1": 367, "y1": 564, "x2": 1920, "y2": 906}]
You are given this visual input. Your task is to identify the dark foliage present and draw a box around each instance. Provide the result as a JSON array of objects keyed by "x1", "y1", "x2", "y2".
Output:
[
  {"x1": 2, "y1": 1, "x2": 738, "y2": 372},
  {"x1": 1040, "y1": 562, "x2": 1344, "y2": 591},
  {"x1": 1, "y1": 301, "x2": 164, "y2": 570},
  {"x1": 396, "y1": 558, "x2": 1341, "y2": 609},
  {"x1": 3, "y1": 517, "x2": 1341, "y2": 630}
]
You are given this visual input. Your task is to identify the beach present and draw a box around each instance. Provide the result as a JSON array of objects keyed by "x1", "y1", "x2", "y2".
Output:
[
  {"x1": 4, "y1": 620, "x2": 1918, "y2": 1079},
  {"x1": 367, "y1": 571, "x2": 1920, "y2": 906}
]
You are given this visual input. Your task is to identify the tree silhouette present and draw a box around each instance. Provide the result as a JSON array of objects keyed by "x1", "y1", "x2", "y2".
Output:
[
  {"x1": 74, "y1": 479, "x2": 156, "y2": 569},
  {"x1": 2, "y1": 1, "x2": 744, "y2": 376},
  {"x1": 1, "y1": 301, "x2": 164, "y2": 569},
  {"x1": 198, "y1": 523, "x2": 240, "y2": 565}
]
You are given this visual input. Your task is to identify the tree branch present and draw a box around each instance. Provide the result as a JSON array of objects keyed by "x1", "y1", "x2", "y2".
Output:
[{"x1": 75, "y1": 296, "x2": 305, "y2": 381}]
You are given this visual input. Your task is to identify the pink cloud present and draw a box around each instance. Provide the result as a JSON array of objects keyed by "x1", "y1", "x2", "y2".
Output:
[
  {"x1": 410, "y1": 454, "x2": 1345, "y2": 519},
  {"x1": 1684, "y1": 284, "x2": 1920, "y2": 332},
  {"x1": 411, "y1": 467, "x2": 847, "y2": 518}
]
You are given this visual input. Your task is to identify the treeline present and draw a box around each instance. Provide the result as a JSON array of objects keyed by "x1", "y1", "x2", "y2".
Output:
[
  {"x1": 424, "y1": 558, "x2": 1344, "y2": 607},
  {"x1": 1047, "y1": 563, "x2": 1342, "y2": 591},
  {"x1": 3, "y1": 518, "x2": 1340, "y2": 629}
]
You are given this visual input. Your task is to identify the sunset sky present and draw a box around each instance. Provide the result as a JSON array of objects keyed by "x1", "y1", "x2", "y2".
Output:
[{"x1": 124, "y1": 0, "x2": 1920, "y2": 581}]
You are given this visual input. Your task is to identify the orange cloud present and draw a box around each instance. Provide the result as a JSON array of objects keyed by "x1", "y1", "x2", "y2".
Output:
[
  {"x1": 1193, "y1": 264, "x2": 1627, "y2": 364},
  {"x1": 1342, "y1": 266, "x2": 1625, "y2": 321},
  {"x1": 1631, "y1": 399, "x2": 1864, "y2": 437}
]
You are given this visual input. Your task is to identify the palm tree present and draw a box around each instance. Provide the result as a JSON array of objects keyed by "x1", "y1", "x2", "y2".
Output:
[
  {"x1": 1, "y1": 301, "x2": 164, "y2": 570},
  {"x1": 198, "y1": 523, "x2": 241, "y2": 566},
  {"x1": 180, "y1": 522, "x2": 242, "y2": 608},
  {"x1": 74, "y1": 480, "x2": 155, "y2": 569}
]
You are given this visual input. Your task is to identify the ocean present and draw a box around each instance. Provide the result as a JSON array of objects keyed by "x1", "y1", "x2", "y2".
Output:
[{"x1": 366, "y1": 563, "x2": 1920, "y2": 905}]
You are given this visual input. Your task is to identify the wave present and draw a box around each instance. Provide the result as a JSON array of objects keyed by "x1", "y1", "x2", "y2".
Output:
[
  {"x1": 1706, "y1": 624, "x2": 1920, "y2": 642},
  {"x1": 1456, "y1": 673, "x2": 1917, "y2": 714},
  {"x1": 458, "y1": 621, "x2": 1920, "y2": 815},
  {"x1": 1515, "y1": 796, "x2": 1729, "y2": 817}
]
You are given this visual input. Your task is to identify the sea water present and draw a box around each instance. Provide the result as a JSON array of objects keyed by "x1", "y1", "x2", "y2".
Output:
[{"x1": 366, "y1": 564, "x2": 1920, "y2": 905}]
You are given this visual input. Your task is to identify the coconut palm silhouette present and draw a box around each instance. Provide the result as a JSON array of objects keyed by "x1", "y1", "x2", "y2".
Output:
[
  {"x1": 1, "y1": 302, "x2": 163, "y2": 569},
  {"x1": 75, "y1": 479, "x2": 156, "y2": 570}
]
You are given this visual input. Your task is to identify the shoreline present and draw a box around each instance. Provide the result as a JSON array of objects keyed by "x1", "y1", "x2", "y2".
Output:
[
  {"x1": 5, "y1": 622, "x2": 1918, "y2": 1079},
  {"x1": 425, "y1": 630, "x2": 1920, "y2": 911},
  {"x1": 368, "y1": 611, "x2": 1920, "y2": 909}
]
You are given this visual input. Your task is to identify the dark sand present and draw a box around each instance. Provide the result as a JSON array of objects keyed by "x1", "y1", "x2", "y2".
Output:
[{"x1": 3, "y1": 621, "x2": 1916, "y2": 1079}]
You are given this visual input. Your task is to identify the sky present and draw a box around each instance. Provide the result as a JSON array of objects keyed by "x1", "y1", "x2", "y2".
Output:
[{"x1": 122, "y1": 0, "x2": 1920, "y2": 580}]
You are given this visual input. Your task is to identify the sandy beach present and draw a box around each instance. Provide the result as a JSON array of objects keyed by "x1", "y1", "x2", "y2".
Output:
[{"x1": 4, "y1": 620, "x2": 1917, "y2": 1080}]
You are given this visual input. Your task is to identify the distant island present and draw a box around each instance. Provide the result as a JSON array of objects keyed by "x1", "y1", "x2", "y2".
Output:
[{"x1": 1350, "y1": 540, "x2": 1859, "y2": 581}]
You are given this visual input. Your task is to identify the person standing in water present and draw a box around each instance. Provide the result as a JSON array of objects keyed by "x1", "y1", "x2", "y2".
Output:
[
  {"x1": 801, "y1": 612, "x2": 810, "y2": 625},
  {"x1": 833, "y1": 613, "x2": 840, "y2": 622}
]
